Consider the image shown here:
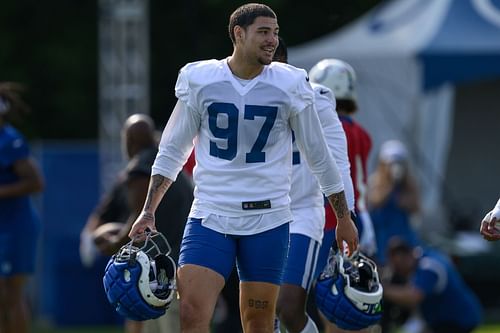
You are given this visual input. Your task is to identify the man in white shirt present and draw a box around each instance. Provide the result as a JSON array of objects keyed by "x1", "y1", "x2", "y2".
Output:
[
  {"x1": 272, "y1": 37, "x2": 355, "y2": 333},
  {"x1": 128, "y1": 4, "x2": 358, "y2": 333}
]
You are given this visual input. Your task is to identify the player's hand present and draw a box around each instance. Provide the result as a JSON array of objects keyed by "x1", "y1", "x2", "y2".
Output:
[
  {"x1": 335, "y1": 216, "x2": 359, "y2": 257},
  {"x1": 128, "y1": 211, "x2": 157, "y2": 240},
  {"x1": 480, "y1": 211, "x2": 500, "y2": 241}
]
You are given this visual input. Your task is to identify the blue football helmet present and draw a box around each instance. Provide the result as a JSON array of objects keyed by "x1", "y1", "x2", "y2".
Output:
[
  {"x1": 315, "y1": 251, "x2": 383, "y2": 330},
  {"x1": 103, "y1": 232, "x2": 176, "y2": 321}
]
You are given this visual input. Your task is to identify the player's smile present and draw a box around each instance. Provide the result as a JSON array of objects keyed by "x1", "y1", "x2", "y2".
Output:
[{"x1": 261, "y1": 45, "x2": 276, "y2": 59}]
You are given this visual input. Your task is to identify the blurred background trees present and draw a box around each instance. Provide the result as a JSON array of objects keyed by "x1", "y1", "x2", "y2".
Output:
[{"x1": 0, "y1": 0, "x2": 380, "y2": 139}]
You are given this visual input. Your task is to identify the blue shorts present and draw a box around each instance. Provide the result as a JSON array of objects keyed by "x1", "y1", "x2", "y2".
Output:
[
  {"x1": 314, "y1": 229, "x2": 335, "y2": 279},
  {"x1": 282, "y1": 233, "x2": 320, "y2": 291},
  {"x1": 0, "y1": 229, "x2": 40, "y2": 276},
  {"x1": 179, "y1": 218, "x2": 290, "y2": 285}
]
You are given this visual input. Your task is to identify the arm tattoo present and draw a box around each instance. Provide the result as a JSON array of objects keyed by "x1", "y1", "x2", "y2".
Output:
[
  {"x1": 329, "y1": 191, "x2": 348, "y2": 219},
  {"x1": 143, "y1": 174, "x2": 172, "y2": 211}
]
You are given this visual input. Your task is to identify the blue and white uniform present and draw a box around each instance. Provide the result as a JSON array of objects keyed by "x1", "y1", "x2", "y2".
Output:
[
  {"x1": 0, "y1": 124, "x2": 41, "y2": 276},
  {"x1": 152, "y1": 59, "x2": 344, "y2": 283},
  {"x1": 284, "y1": 83, "x2": 354, "y2": 290},
  {"x1": 413, "y1": 249, "x2": 482, "y2": 332}
]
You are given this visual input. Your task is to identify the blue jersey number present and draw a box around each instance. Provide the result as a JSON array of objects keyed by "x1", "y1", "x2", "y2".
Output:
[
  {"x1": 291, "y1": 131, "x2": 301, "y2": 165},
  {"x1": 208, "y1": 103, "x2": 277, "y2": 163}
]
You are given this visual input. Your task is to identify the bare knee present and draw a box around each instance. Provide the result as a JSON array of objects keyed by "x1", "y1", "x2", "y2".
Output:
[
  {"x1": 179, "y1": 298, "x2": 211, "y2": 330},
  {"x1": 277, "y1": 300, "x2": 306, "y2": 329},
  {"x1": 243, "y1": 310, "x2": 274, "y2": 333},
  {"x1": 276, "y1": 285, "x2": 308, "y2": 330}
]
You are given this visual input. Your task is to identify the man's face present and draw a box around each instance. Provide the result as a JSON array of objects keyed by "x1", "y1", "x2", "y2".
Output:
[{"x1": 238, "y1": 16, "x2": 279, "y2": 65}]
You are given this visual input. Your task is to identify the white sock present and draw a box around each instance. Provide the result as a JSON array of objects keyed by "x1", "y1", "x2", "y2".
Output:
[
  {"x1": 274, "y1": 317, "x2": 281, "y2": 333},
  {"x1": 287, "y1": 316, "x2": 319, "y2": 333}
]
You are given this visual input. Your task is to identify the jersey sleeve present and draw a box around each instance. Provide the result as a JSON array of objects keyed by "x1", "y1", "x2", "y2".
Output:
[
  {"x1": 0, "y1": 136, "x2": 29, "y2": 167},
  {"x1": 290, "y1": 103, "x2": 344, "y2": 196},
  {"x1": 175, "y1": 65, "x2": 191, "y2": 105},
  {"x1": 290, "y1": 69, "x2": 315, "y2": 116},
  {"x1": 152, "y1": 99, "x2": 200, "y2": 181},
  {"x1": 412, "y1": 256, "x2": 447, "y2": 296},
  {"x1": 315, "y1": 86, "x2": 355, "y2": 210}
]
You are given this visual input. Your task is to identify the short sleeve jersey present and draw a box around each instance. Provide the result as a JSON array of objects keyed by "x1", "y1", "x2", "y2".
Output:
[
  {"x1": 0, "y1": 124, "x2": 39, "y2": 228},
  {"x1": 412, "y1": 249, "x2": 482, "y2": 329},
  {"x1": 175, "y1": 59, "x2": 314, "y2": 217}
]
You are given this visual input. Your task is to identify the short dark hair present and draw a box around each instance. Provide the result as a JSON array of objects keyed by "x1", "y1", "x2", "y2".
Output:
[
  {"x1": 273, "y1": 36, "x2": 287, "y2": 63},
  {"x1": 228, "y1": 3, "x2": 277, "y2": 44},
  {"x1": 336, "y1": 99, "x2": 358, "y2": 113},
  {"x1": 387, "y1": 237, "x2": 413, "y2": 258}
]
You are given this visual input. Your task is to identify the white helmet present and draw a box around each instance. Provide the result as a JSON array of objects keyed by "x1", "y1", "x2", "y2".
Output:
[
  {"x1": 309, "y1": 59, "x2": 357, "y2": 101},
  {"x1": 103, "y1": 232, "x2": 177, "y2": 321},
  {"x1": 315, "y1": 251, "x2": 383, "y2": 330}
]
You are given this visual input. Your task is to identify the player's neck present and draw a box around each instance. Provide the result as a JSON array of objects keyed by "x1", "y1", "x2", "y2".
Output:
[{"x1": 227, "y1": 54, "x2": 264, "y2": 80}]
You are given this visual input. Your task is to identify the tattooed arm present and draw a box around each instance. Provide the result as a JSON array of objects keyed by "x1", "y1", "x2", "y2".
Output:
[
  {"x1": 128, "y1": 99, "x2": 199, "y2": 239},
  {"x1": 290, "y1": 104, "x2": 359, "y2": 255},
  {"x1": 327, "y1": 190, "x2": 349, "y2": 219},
  {"x1": 128, "y1": 174, "x2": 173, "y2": 238},
  {"x1": 327, "y1": 190, "x2": 358, "y2": 256}
]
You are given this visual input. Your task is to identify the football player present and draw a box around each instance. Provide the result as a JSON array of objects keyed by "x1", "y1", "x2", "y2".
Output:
[
  {"x1": 273, "y1": 37, "x2": 356, "y2": 333},
  {"x1": 128, "y1": 3, "x2": 358, "y2": 333},
  {"x1": 309, "y1": 59, "x2": 378, "y2": 333}
]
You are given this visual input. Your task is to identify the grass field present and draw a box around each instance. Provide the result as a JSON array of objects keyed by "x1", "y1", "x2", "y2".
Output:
[
  {"x1": 31, "y1": 324, "x2": 500, "y2": 333},
  {"x1": 477, "y1": 326, "x2": 500, "y2": 333}
]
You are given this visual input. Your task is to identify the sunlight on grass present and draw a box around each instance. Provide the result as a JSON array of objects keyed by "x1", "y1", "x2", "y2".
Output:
[{"x1": 476, "y1": 325, "x2": 500, "y2": 333}]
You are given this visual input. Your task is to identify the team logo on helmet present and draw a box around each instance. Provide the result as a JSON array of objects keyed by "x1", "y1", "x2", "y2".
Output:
[
  {"x1": 103, "y1": 232, "x2": 177, "y2": 321},
  {"x1": 315, "y1": 250, "x2": 383, "y2": 330}
]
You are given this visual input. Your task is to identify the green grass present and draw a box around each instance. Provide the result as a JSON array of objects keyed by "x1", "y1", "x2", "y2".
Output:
[{"x1": 477, "y1": 325, "x2": 500, "y2": 333}]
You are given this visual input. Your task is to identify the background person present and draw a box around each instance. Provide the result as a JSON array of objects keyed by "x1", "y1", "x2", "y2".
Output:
[
  {"x1": 367, "y1": 140, "x2": 421, "y2": 266},
  {"x1": 383, "y1": 238, "x2": 482, "y2": 333},
  {"x1": 81, "y1": 113, "x2": 194, "y2": 333},
  {"x1": 308, "y1": 59, "x2": 377, "y2": 333},
  {"x1": 0, "y1": 82, "x2": 44, "y2": 333}
]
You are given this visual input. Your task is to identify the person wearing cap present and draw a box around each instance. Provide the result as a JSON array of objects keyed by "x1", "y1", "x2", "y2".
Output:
[{"x1": 367, "y1": 140, "x2": 421, "y2": 266}]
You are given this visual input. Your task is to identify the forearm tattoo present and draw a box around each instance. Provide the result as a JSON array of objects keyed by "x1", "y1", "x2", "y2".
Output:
[
  {"x1": 329, "y1": 191, "x2": 348, "y2": 219},
  {"x1": 142, "y1": 211, "x2": 155, "y2": 222},
  {"x1": 144, "y1": 174, "x2": 172, "y2": 211}
]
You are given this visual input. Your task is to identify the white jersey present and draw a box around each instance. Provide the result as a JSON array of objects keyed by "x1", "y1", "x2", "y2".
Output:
[
  {"x1": 290, "y1": 83, "x2": 355, "y2": 242},
  {"x1": 152, "y1": 58, "x2": 344, "y2": 235}
]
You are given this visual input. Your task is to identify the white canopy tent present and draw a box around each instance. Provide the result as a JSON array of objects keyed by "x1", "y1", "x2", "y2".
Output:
[{"x1": 290, "y1": 0, "x2": 500, "y2": 234}]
